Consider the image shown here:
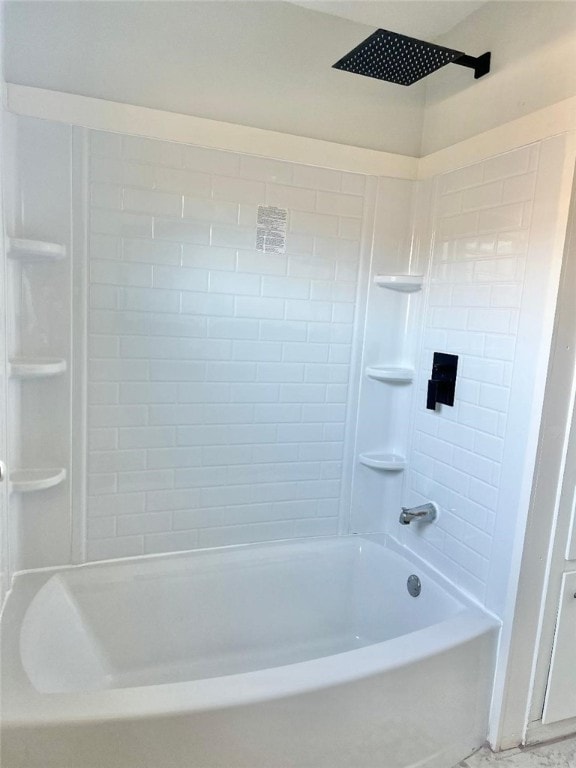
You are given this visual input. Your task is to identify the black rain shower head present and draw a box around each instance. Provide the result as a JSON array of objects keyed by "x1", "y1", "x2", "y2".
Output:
[{"x1": 333, "y1": 29, "x2": 491, "y2": 86}]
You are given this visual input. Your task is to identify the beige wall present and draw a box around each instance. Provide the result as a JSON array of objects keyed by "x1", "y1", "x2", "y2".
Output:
[
  {"x1": 2, "y1": 1, "x2": 426, "y2": 156},
  {"x1": 3, "y1": 2, "x2": 576, "y2": 156},
  {"x1": 422, "y1": 2, "x2": 576, "y2": 154}
]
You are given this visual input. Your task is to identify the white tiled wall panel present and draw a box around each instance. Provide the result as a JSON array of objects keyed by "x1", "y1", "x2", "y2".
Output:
[
  {"x1": 86, "y1": 132, "x2": 366, "y2": 560},
  {"x1": 403, "y1": 144, "x2": 540, "y2": 603}
]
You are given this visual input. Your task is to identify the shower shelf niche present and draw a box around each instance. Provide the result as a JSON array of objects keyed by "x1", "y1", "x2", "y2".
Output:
[
  {"x1": 359, "y1": 453, "x2": 406, "y2": 471},
  {"x1": 365, "y1": 366, "x2": 414, "y2": 382},
  {"x1": 10, "y1": 467, "x2": 67, "y2": 493},
  {"x1": 7, "y1": 237, "x2": 67, "y2": 262},
  {"x1": 374, "y1": 274, "x2": 423, "y2": 292},
  {"x1": 9, "y1": 357, "x2": 67, "y2": 379}
]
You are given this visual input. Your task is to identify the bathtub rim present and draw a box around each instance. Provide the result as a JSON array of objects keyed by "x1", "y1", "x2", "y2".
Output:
[
  {"x1": 2, "y1": 532, "x2": 493, "y2": 615},
  {"x1": 1, "y1": 533, "x2": 501, "y2": 729}
]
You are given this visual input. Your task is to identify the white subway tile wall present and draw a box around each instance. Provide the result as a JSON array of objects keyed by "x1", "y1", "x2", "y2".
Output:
[
  {"x1": 404, "y1": 144, "x2": 540, "y2": 602},
  {"x1": 86, "y1": 132, "x2": 366, "y2": 560}
]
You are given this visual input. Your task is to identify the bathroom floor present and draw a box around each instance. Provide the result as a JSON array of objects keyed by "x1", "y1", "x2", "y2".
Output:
[{"x1": 456, "y1": 734, "x2": 576, "y2": 766}]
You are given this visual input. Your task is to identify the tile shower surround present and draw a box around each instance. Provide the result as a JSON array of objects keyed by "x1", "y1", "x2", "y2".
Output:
[
  {"x1": 404, "y1": 144, "x2": 540, "y2": 603},
  {"x1": 86, "y1": 132, "x2": 366, "y2": 560}
]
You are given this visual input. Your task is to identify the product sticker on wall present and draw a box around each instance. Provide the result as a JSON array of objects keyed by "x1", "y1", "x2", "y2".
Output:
[{"x1": 256, "y1": 205, "x2": 288, "y2": 254}]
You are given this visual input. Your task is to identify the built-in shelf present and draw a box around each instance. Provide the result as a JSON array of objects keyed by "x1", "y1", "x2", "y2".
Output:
[
  {"x1": 9, "y1": 357, "x2": 67, "y2": 379},
  {"x1": 7, "y1": 237, "x2": 67, "y2": 262},
  {"x1": 10, "y1": 468, "x2": 67, "y2": 493},
  {"x1": 365, "y1": 366, "x2": 414, "y2": 383},
  {"x1": 359, "y1": 453, "x2": 406, "y2": 471},
  {"x1": 374, "y1": 274, "x2": 423, "y2": 293}
]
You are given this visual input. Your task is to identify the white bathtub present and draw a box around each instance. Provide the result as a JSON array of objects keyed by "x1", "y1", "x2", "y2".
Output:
[{"x1": 1, "y1": 534, "x2": 499, "y2": 768}]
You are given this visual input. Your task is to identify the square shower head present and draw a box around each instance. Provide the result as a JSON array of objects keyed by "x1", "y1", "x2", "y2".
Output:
[{"x1": 333, "y1": 29, "x2": 465, "y2": 86}]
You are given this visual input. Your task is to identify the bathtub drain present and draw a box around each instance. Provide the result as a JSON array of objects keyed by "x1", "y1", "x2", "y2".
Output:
[{"x1": 407, "y1": 574, "x2": 421, "y2": 597}]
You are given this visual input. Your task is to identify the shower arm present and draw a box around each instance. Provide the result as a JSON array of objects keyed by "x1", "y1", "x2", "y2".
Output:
[{"x1": 453, "y1": 51, "x2": 491, "y2": 80}]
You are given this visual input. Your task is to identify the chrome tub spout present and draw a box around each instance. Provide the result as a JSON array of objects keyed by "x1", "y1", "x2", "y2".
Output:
[{"x1": 399, "y1": 502, "x2": 438, "y2": 525}]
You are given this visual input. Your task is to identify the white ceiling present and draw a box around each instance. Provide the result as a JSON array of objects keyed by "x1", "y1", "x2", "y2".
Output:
[{"x1": 291, "y1": 1, "x2": 487, "y2": 39}]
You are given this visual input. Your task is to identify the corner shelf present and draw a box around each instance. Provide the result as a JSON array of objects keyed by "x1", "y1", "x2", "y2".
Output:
[
  {"x1": 9, "y1": 357, "x2": 67, "y2": 379},
  {"x1": 359, "y1": 453, "x2": 406, "y2": 471},
  {"x1": 10, "y1": 468, "x2": 67, "y2": 493},
  {"x1": 374, "y1": 274, "x2": 423, "y2": 293},
  {"x1": 365, "y1": 366, "x2": 414, "y2": 383},
  {"x1": 7, "y1": 237, "x2": 67, "y2": 262}
]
